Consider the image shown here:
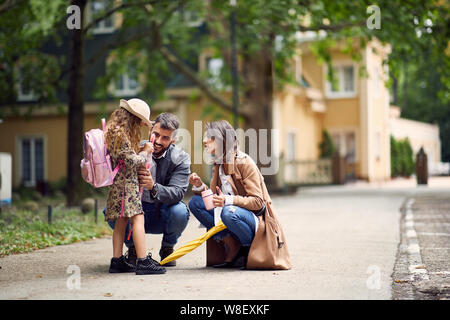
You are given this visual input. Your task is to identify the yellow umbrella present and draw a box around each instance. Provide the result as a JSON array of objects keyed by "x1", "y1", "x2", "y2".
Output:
[{"x1": 160, "y1": 221, "x2": 227, "y2": 265}]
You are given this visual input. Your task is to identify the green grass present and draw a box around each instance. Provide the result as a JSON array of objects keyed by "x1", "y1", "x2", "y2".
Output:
[{"x1": 0, "y1": 206, "x2": 111, "y2": 257}]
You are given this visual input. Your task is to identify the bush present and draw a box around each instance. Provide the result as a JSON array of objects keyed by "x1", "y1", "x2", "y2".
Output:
[
  {"x1": 319, "y1": 130, "x2": 336, "y2": 158},
  {"x1": 390, "y1": 135, "x2": 415, "y2": 177},
  {"x1": 81, "y1": 198, "x2": 95, "y2": 214},
  {"x1": 23, "y1": 201, "x2": 40, "y2": 214}
]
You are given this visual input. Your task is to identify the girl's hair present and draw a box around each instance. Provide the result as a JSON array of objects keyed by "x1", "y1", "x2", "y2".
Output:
[
  {"x1": 105, "y1": 107, "x2": 142, "y2": 155},
  {"x1": 204, "y1": 120, "x2": 238, "y2": 164}
]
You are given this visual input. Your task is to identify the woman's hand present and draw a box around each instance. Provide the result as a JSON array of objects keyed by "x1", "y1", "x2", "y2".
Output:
[
  {"x1": 189, "y1": 172, "x2": 203, "y2": 188},
  {"x1": 212, "y1": 186, "x2": 225, "y2": 207}
]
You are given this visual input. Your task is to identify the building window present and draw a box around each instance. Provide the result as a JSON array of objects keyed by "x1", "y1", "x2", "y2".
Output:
[
  {"x1": 331, "y1": 131, "x2": 356, "y2": 162},
  {"x1": 17, "y1": 68, "x2": 38, "y2": 102},
  {"x1": 90, "y1": 0, "x2": 115, "y2": 34},
  {"x1": 184, "y1": 10, "x2": 203, "y2": 27},
  {"x1": 206, "y1": 57, "x2": 224, "y2": 90},
  {"x1": 18, "y1": 136, "x2": 45, "y2": 187},
  {"x1": 113, "y1": 66, "x2": 140, "y2": 97},
  {"x1": 325, "y1": 64, "x2": 356, "y2": 98},
  {"x1": 373, "y1": 67, "x2": 381, "y2": 99},
  {"x1": 285, "y1": 131, "x2": 297, "y2": 181},
  {"x1": 375, "y1": 131, "x2": 381, "y2": 160}
]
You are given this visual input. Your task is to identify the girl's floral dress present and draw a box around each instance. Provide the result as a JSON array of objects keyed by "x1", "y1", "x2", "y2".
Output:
[{"x1": 105, "y1": 137, "x2": 146, "y2": 221}]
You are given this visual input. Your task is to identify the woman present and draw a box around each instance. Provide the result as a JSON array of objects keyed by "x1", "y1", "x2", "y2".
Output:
[{"x1": 188, "y1": 120, "x2": 291, "y2": 270}]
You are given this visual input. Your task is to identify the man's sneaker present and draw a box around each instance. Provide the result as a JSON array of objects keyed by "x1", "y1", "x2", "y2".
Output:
[
  {"x1": 159, "y1": 246, "x2": 176, "y2": 267},
  {"x1": 109, "y1": 255, "x2": 135, "y2": 273},
  {"x1": 135, "y1": 253, "x2": 166, "y2": 275},
  {"x1": 125, "y1": 246, "x2": 137, "y2": 266}
]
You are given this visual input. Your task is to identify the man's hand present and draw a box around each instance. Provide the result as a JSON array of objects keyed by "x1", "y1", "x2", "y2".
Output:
[
  {"x1": 189, "y1": 172, "x2": 203, "y2": 188},
  {"x1": 138, "y1": 164, "x2": 154, "y2": 190},
  {"x1": 212, "y1": 186, "x2": 225, "y2": 207}
]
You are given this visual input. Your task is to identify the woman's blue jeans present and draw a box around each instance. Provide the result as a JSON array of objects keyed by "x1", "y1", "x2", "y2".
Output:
[{"x1": 188, "y1": 195, "x2": 256, "y2": 246}]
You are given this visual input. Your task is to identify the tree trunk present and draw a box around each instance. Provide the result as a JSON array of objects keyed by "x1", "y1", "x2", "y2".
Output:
[
  {"x1": 241, "y1": 46, "x2": 278, "y2": 190},
  {"x1": 66, "y1": 0, "x2": 87, "y2": 206}
]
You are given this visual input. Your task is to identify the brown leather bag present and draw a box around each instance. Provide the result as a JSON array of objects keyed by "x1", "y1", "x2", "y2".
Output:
[{"x1": 206, "y1": 238, "x2": 226, "y2": 266}]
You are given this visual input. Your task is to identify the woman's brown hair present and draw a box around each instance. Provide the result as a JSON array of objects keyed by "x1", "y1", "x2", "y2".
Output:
[
  {"x1": 105, "y1": 107, "x2": 142, "y2": 155},
  {"x1": 205, "y1": 120, "x2": 238, "y2": 164}
]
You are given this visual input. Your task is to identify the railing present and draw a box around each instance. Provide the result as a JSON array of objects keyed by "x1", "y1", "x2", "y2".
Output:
[{"x1": 282, "y1": 159, "x2": 333, "y2": 185}]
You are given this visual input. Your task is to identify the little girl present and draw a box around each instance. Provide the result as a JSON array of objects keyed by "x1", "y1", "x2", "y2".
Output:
[{"x1": 104, "y1": 98, "x2": 166, "y2": 275}]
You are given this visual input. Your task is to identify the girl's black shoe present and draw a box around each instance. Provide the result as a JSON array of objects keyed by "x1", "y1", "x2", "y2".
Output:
[
  {"x1": 135, "y1": 253, "x2": 167, "y2": 275},
  {"x1": 109, "y1": 255, "x2": 136, "y2": 273}
]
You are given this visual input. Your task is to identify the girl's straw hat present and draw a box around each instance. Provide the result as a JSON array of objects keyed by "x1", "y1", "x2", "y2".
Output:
[{"x1": 119, "y1": 98, "x2": 152, "y2": 127}]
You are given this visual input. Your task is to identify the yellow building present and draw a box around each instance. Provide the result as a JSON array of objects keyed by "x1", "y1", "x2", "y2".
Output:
[{"x1": 274, "y1": 38, "x2": 392, "y2": 183}]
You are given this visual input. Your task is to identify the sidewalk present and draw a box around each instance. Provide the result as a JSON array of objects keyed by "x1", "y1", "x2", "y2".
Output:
[
  {"x1": 0, "y1": 186, "x2": 407, "y2": 300},
  {"x1": 334, "y1": 176, "x2": 450, "y2": 190}
]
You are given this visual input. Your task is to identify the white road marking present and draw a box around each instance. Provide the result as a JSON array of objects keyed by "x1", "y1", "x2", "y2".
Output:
[
  {"x1": 417, "y1": 232, "x2": 450, "y2": 237},
  {"x1": 406, "y1": 229, "x2": 417, "y2": 238}
]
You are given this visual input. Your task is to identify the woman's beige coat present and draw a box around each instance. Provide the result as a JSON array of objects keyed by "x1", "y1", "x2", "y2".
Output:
[{"x1": 194, "y1": 152, "x2": 291, "y2": 270}]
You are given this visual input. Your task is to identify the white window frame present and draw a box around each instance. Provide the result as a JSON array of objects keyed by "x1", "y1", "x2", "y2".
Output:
[
  {"x1": 285, "y1": 129, "x2": 297, "y2": 182},
  {"x1": 328, "y1": 128, "x2": 358, "y2": 162},
  {"x1": 17, "y1": 68, "x2": 38, "y2": 102},
  {"x1": 375, "y1": 130, "x2": 381, "y2": 161},
  {"x1": 373, "y1": 66, "x2": 381, "y2": 99},
  {"x1": 184, "y1": 10, "x2": 204, "y2": 27},
  {"x1": 113, "y1": 71, "x2": 140, "y2": 97},
  {"x1": 89, "y1": 0, "x2": 116, "y2": 35},
  {"x1": 15, "y1": 135, "x2": 47, "y2": 187},
  {"x1": 206, "y1": 57, "x2": 224, "y2": 90},
  {"x1": 324, "y1": 61, "x2": 357, "y2": 99}
]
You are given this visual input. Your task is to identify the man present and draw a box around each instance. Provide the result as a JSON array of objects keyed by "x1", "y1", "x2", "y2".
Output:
[{"x1": 107, "y1": 113, "x2": 191, "y2": 267}]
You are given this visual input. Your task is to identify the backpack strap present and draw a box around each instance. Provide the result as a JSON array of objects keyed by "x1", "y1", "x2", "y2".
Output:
[{"x1": 101, "y1": 118, "x2": 106, "y2": 132}]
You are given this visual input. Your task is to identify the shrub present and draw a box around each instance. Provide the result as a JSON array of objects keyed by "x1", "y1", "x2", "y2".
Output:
[
  {"x1": 390, "y1": 135, "x2": 415, "y2": 177},
  {"x1": 81, "y1": 198, "x2": 95, "y2": 214},
  {"x1": 319, "y1": 130, "x2": 336, "y2": 158}
]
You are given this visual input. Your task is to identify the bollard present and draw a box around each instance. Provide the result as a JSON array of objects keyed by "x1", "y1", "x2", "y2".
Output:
[
  {"x1": 416, "y1": 147, "x2": 428, "y2": 185},
  {"x1": 48, "y1": 205, "x2": 52, "y2": 225},
  {"x1": 94, "y1": 199, "x2": 98, "y2": 224}
]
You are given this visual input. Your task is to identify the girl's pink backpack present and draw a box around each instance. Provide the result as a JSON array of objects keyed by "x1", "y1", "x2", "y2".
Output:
[{"x1": 80, "y1": 118, "x2": 121, "y2": 188}]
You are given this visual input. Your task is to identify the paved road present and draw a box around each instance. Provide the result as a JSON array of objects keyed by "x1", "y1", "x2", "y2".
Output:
[{"x1": 0, "y1": 183, "x2": 447, "y2": 300}]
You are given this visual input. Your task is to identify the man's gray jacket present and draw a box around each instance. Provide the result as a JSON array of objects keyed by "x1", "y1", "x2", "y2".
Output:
[{"x1": 141, "y1": 143, "x2": 190, "y2": 206}]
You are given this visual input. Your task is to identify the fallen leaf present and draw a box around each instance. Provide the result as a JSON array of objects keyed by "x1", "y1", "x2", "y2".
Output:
[
  {"x1": 394, "y1": 280, "x2": 408, "y2": 284},
  {"x1": 35, "y1": 274, "x2": 43, "y2": 278},
  {"x1": 104, "y1": 293, "x2": 113, "y2": 297}
]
